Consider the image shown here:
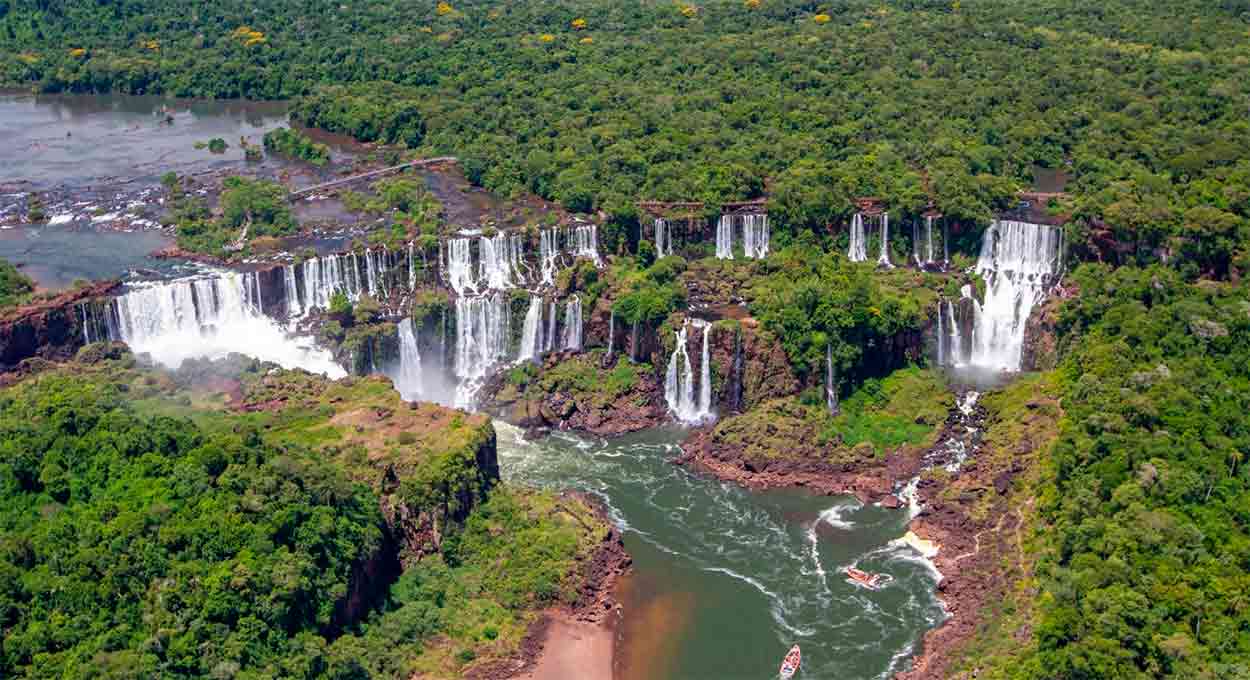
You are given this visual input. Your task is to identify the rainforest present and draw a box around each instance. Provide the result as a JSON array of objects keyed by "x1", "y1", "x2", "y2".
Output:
[{"x1": 0, "y1": 0, "x2": 1247, "y2": 679}]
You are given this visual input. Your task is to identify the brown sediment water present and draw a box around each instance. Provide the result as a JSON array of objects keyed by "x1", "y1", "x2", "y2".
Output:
[{"x1": 613, "y1": 571, "x2": 697, "y2": 680}]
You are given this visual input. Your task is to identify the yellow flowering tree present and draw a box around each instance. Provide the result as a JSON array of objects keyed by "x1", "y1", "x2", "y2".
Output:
[
  {"x1": 231, "y1": 27, "x2": 267, "y2": 47},
  {"x1": 745, "y1": 0, "x2": 761, "y2": 8},
  {"x1": 436, "y1": 2, "x2": 453, "y2": 16},
  {"x1": 539, "y1": 33, "x2": 556, "y2": 43},
  {"x1": 571, "y1": 18, "x2": 587, "y2": 30},
  {"x1": 813, "y1": 14, "x2": 831, "y2": 23},
  {"x1": 680, "y1": 5, "x2": 698, "y2": 18}
]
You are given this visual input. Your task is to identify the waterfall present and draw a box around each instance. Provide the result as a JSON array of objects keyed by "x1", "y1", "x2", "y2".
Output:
[
  {"x1": 453, "y1": 293, "x2": 511, "y2": 382},
  {"x1": 562, "y1": 296, "x2": 583, "y2": 351},
  {"x1": 848, "y1": 213, "x2": 868, "y2": 262},
  {"x1": 936, "y1": 303, "x2": 946, "y2": 367},
  {"x1": 947, "y1": 299, "x2": 964, "y2": 367},
  {"x1": 825, "y1": 343, "x2": 838, "y2": 416},
  {"x1": 569, "y1": 224, "x2": 601, "y2": 266},
  {"x1": 546, "y1": 300, "x2": 557, "y2": 353},
  {"x1": 446, "y1": 238, "x2": 477, "y2": 295},
  {"x1": 655, "y1": 218, "x2": 670, "y2": 258},
  {"x1": 364, "y1": 248, "x2": 388, "y2": 299},
  {"x1": 479, "y1": 232, "x2": 524, "y2": 290},
  {"x1": 926, "y1": 216, "x2": 935, "y2": 264},
  {"x1": 393, "y1": 318, "x2": 423, "y2": 400},
  {"x1": 698, "y1": 321, "x2": 711, "y2": 416},
  {"x1": 876, "y1": 213, "x2": 893, "y2": 268},
  {"x1": 299, "y1": 251, "x2": 366, "y2": 311},
  {"x1": 743, "y1": 214, "x2": 769, "y2": 259},
  {"x1": 519, "y1": 295, "x2": 544, "y2": 362},
  {"x1": 665, "y1": 319, "x2": 713, "y2": 424},
  {"x1": 967, "y1": 220, "x2": 1062, "y2": 371},
  {"x1": 283, "y1": 264, "x2": 302, "y2": 318},
  {"x1": 716, "y1": 215, "x2": 734, "y2": 259},
  {"x1": 539, "y1": 228, "x2": 560, "y2": 285},
  {"x1": 408, "y1": 241, "x2": 416, "y2": 289},
  {"x1": 110, "y1": 272, "x2": 343, "y2": 376},
  {"x1": 607, "y1": 310, "x2": 615, "y2": 357}
]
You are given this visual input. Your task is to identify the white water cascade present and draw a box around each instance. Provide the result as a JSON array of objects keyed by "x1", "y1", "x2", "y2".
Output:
[
  {"x1": 479, "y1": 232, "x2": 525, "y2": 290},
  {"x1": 562, "y1": 296, "x2": 583, "y2": 351},
  {"x1": 926, "y1": 216, "x2": 936, "y2": 265},
  {"x1": 742, "y1": 214, "x2": 769, "y2": 259},
  {"x1": 876, "y1": 212, "x2": 893, "y2": 268},
  {"x1": 545, "y1": 301, "x2": 557, "y2": 353},
  {"x1": 539, "y1": 228, "x2": 561, "y2": 286},
  {"x1": 446, "y1": 238, "x2": 477, "y2": 295},
  {"x1": 665, "y1": 319, "x2": 714, "y2": 424},
  {"x1": 393, "y1": 318, "x2": 423, "y2": 401},
  {"x1": 966, "y1": 220, "x2": 1062, "y2": 371},
  {"x1": 848, "y1": 213, "x2": 868, "y2": 262},
  {"x1": 716, "y1": 215, "x2": 734, "y2": 260},
  {"x1": 825, "y1": 343, "x2": 837, "y2": 415},
  {"x1": 519, "y1": 295, "x2": 544, "y2": 362},
  {"x1": 568, "y1": 224, "x2": 601, "y2": 266},
  {"x1": 453, "y1": 293, "x2": 511, "y2": 405},
  {"x1": 654, "y1": 218, "x2": 671, "y2": 258},
  {"x1": 110, "y1": 272, "x2": 343, "y2": 376},
  {"x1": 296, "y1": 251, "x2": 363, "y2": 311}
]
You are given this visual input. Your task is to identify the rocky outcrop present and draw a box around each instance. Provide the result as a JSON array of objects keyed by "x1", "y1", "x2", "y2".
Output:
[
  {"x1": 480, "y1": 351, "x2": 668, "y2": 436},
  {"x1": 0, "y1": 281, "x2": 120, "y2": 369}
]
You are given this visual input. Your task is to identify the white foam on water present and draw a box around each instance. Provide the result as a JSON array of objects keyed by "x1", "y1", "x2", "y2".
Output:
[{"x1": 818, "y1": 500, "x2": 861, "y2": 529}]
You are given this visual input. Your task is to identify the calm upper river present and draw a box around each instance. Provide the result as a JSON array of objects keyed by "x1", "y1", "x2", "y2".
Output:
[{"x1": 498, "y1": 424, "x2": 945, "y2": 680}]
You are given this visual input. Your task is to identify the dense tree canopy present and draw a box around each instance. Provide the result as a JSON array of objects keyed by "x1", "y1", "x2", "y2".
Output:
[{"x1": 4, "y1": 0, "x2": 1248, "y2": 272}]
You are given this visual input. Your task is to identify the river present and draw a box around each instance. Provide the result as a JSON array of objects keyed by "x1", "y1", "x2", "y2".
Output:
[{"x1": 498, "y1": 424, "x2": 945, "y2": 680}]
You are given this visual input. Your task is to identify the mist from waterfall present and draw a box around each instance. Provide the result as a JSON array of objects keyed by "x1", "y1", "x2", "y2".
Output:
[
  {"x1": 110, "y1": 271, "x2": 343, "y2": 376},
  {"x1": 665, "y1": 319, "x2": 714, "y2": 424},
  {"x1": 848, "y1": 213, "x2": 868, "y2": 262}
]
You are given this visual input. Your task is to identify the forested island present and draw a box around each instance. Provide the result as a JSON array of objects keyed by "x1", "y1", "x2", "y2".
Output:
[{"x1": 1, "y1": 0, "x2": 1248, "y2": 679}]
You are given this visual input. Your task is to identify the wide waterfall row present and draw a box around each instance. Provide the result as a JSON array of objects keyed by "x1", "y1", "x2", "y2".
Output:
[
  {"x1": 445, "y1": 233, "x2": 527, "y2": 295},
  {"x1": 938, "y1": 220, "x2": 1062, "y2": 372},
  {"x1": 665, "y1": 319, "x2": 714, "y2": 424},
  {"x1": 109, "y1": 271, "x2": 344, "y2": 376},
  {"x1": 539, "y1": 224, "x2": 603, "y2": 285},
  {"x1": 715, "y1": 214, "x2": 770, "y2": 260},
  {"x1": 285, "y1": 247, "x2": 402, "y2": 317}
]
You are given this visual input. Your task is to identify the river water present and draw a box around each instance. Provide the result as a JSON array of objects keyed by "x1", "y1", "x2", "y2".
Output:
[{"x1": 498, "y1": 424, "x2": 945, "y2": 680}]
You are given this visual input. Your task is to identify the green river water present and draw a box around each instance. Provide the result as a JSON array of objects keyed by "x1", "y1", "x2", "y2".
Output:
[{"x1": 497, "y1": 424, "x2": 945, "y2": 680}]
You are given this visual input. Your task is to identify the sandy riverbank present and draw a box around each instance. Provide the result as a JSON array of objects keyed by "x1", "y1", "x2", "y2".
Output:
[{"x1": 516, "y1": 613, "x2": 615, "y2": 680}]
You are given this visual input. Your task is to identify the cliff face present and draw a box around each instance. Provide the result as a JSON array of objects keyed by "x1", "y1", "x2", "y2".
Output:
[
  {"x1": 1020, "y1": 293, "x2": 1065, "y2": 372},
  {"x1": 0, "y1": 281, "x2": 119, "y2": 369}
]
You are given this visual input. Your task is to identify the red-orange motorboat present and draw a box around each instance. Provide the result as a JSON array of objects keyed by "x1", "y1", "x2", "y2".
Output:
[
  {"x1": 779, "y1": 644, "x2": 801, "y2": 679},
  {"x1": 845, "y1": 566, "x2": 893, "y2": 589}
]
